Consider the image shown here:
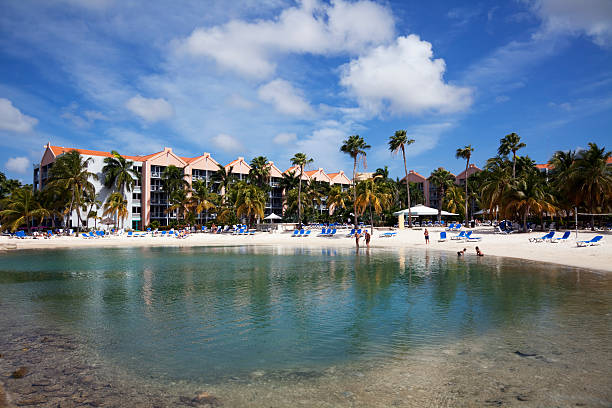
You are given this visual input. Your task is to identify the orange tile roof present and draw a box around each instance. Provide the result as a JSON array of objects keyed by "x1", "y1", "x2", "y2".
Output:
[
  {"x1": 304, "y1": 170, "x2": 317, "y2": 176},
  {"x1": 49, "y1": 146, "x2": 149, "y2": 161},
  {"x1": 536, "y1": 163, "x2": 551, "y2": 169},
  {"x1": 607, "y1": 157, "x2": 612, "y2": 164}
]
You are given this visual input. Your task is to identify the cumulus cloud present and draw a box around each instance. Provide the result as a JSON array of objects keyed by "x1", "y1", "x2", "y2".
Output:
[
  {"x1": 0, "y1": 98, "x2": 38, "y2": 132},
  {"x1": 273, "y1": 132, "x2": 297, "y2": 144},
  {"x1": 258, "y1": 79, "x2": 312, "y2": 116},
  {"x1": 5, "y1": 156, "x2": 30, "y2": 174},
  {"x1": 340, "y1": 35, "x2": 473, "y2": 116},
  {"x1": 211, "y1": 133, "x2": 244, "y2": 153},
  {"x1": 125, "y1": 95, "x2": 174, "y2": 122},
  {"x1": 294, "y1": 127, "x2": 349, "y2": 171},
  {"x1": 226, "y1": 94, "x2": 255, "y2": 110},
  {"x1": 175, "y1": 0, "x2": 394, "y2": 78},
  {"x1": 532, "y1": 0, "x2": 612, "y2": 47}
]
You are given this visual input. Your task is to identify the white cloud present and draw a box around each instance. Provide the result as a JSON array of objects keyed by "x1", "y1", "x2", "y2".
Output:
[
  {"x1": 273, "y1": 132, "x2": 297, "y2": 145},
  {"x1": 211, "y1": 133, "x2": 244, "y2": 153},
  {"x1": 495, "y1": 95, "x2": 510, "y2": 103},
  {"x1": 175, "y1": 0, "x2": 394, "y2": 78},
  {"x1": 226, "y1": 94, "x2": 255, "y2": 110},
  {"x1": 294, "y1": 127, "x2": 350, "y2": 172},
  {"x1": 0, "y1": 98, "x2": 38, "y2": 132},
  {"x1": 258, "y1": 79, "x2": 313, "y2": 116},
  {"x1": 340, "y1": 35, "x2": 473, "y2": 116},
  {"x1": 402, "y1": 123, "x2": 454, "y2": 158},
  {"x1": 125, "y1": 94, "x2": 174, "y2": 122},
  {"x1": 532, "y1": 0, "x2": 612, "y2": 47},
  {"x1": 5, "y1": 156, "x2": 30, "y2": 174}
]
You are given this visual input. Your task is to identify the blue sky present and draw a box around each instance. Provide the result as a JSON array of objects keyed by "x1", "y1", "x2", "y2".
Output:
[{"x1": 1, "y1": 0, "x2": 611, "y2": 182}]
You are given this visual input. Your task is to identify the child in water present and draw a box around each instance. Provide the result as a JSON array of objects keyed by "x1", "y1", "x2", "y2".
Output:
[
  {"x1": 457, "y1": 248, "x2": 467, "y2": 256},
  {"x1": 476, "y1": 246, "x2": 484, "y2": 256}
]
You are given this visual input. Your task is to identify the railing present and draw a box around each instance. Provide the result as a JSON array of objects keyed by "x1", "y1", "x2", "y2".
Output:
[
  {"x1": 151, "y1": 172, "x2": 161, "y2": 178},
  {"x1": 151, "y1": 185, "x2": 163, "y2": 192},
  {"x1": 132, "y1": 200, "x2": 141, "y2": 205}
]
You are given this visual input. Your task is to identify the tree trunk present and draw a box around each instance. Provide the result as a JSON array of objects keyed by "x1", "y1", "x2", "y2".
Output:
[
  {"x1": 402, "y1": 146, "x2": 412, "y2": 228},
  {"x1": 512, "y1": 152, "x2": 516, "y2": 179},
  {"x1": 297, "y1": 165, "x2": 303, "y2": 229},
  {"x1": 353, "y1": 158, "x2": 358, "y2": 228},
  {"x1": 591, "y1": 211, "x2": 595, "y2": 231},
  {"x1": 523, "y1": 205, "x2": 530, "y2": 232},
  {"x1": 464, "y1": 158, "x2": 469, "y2": 227},
  {"x1": 369, "y1": 204, "x2": 374, "y2": 235},
  {"x1": 438, "y1": 188, "x2": 443, "y2": 222}
]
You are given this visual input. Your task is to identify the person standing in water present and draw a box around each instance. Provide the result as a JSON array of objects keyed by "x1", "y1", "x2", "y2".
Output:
[
  {"x1": 424, "y1": 228, "x2": 429, "y2": 244},
  {"x1": 355, "y1": 230, "x2": 361, "y2": 248},
  {"x1": 364, "y1": 230, "x2": 371, "y2": 248}
]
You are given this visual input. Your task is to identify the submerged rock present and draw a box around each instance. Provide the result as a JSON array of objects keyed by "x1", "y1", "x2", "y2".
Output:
[{"x1": 11, "y1": 368, "x2": 28, "y2": 379}]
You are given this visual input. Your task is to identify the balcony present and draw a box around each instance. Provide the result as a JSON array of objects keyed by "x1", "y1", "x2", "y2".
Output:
[
  {"x1": 133, "y1": 186, "x2": 141, "y2": 193},
  {"x1": 151, "y1": 185, "x2": 163, "y2": 192},
  {"x1": 132, "y1": 200, "x2": 141, "y2": 206}
]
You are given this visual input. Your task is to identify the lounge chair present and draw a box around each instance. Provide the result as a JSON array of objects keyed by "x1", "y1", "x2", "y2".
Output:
[
  {"x1": 451, "y1": 231, "x2": 466, "y2": 240},
  {"x1": 438, "y1": 231, "x2": 447, "y2": 242},
  {"x1": 379, "y1": 232, "x2": 397, "y2": 238},
  {"x1": 530, "y1": 231, "x2": 554, "y2": 243},
  {"x1": 127, "y1": 231, "x2": 134, "y2": 238},
  {"x1": 327, "y1": 228, "x2": 337, "y2": 237},
  {"x1": 465, "y1": 231, "x2": 481, "y2": 241},
  {"x1": 495, "y1": 226, "x2": 513, "y2": 234},
  {"x1": 81, "y1": 233, "x2": 90, "y2": 239},
  {"x1": 303, "y1": 230, "x2": 311, "y2": 237},
  {"x1": 445, "y1": 223, "x2": 455, "y2": 231},
  {"x1": 576, "y1": 235, "x2": 603, "y2": 247},
  {"x1": 297, "y1": 229, "x2": 305, "y2": 237},
  {"x1": 346, "y1": 228, "x2": 355, "y2": 237},
  {"x1": 160, "y1": 231, "x2": 167, "y2": 237},
  {"x1": 291, "y1": 229, "x2": 300, "y2": 237},
  {"x1": 318, "y1": 228, "x2": 329, "y2": 237},
  {"x1": 551, "y1": 231, "x2": 570, "y2": 243}
]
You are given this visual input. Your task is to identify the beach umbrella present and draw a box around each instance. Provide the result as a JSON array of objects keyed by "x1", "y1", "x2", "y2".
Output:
[
  {"x1": 264, "y1": 213, "x2": 282, "y2": 223},
  {"x1": 101, "y1": 217, "x2": 115, "y2": 225},
  {"x1": 393, "y1": 204, "x2": 457, "y2": 216}
]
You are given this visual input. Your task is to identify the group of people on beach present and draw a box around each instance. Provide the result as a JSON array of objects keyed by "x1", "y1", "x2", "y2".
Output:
[
  {"x1": 354, "y1": 230, "x2": 371, "y2": 248},
  {"x1": 422, "y1": 228, "x2": 484, "y2": 256}
]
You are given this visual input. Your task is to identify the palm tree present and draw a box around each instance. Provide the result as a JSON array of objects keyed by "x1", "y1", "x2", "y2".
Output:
[
  {"x1": 480, "y1": 156, "x2": 513, "y2": 219},
  {"x1": 212, "y1": 164, "x2": 236, "y2": 201},
  {"x1": 569, "y1": 143, "x2": 612, "y2": 230},
  {"x1": 502, "y1": 173, "x2": 556, "y2": 232},
  {"x1": 327, "y1": 185, "x2": 351, "y2": 216},
  {"x1": 249, "y1": 156, "x2": 271, "y2": 189},
  {"x1": 374, "y1": 166, "x2": 390, "y2": 180},
  {"x1": 341, "y1": 135, "x2": 371, "y2": 228},
  {"x1": 0, "y1": 172, "x2": 22, "y2": 199},
  {"x1": 304, "y1": 180, "x2": 323, "y2": 216},
  {"x1": 355, "y1": 177, "x2": 391, "y2": 234},
  {"x1": 235, "y1": 183, "x2": 266, "y2": 227},
  {"x1": 167, "y1": 189, "x2": 191, "y2": 223},
  {"x1": 443, "y1": 184, "x2": 466, "y2": 220},
  {"x1": 103, "y1": 192, "x2": 128, "y2": 229},
  {"x1": 102, "y1": 151, "x2": 138, "y2": 197},
  {"x1": 161, "y1": 165, "x2": 189, "y2": 198},
  {"x1": 428, "y1": 168, "x2": 455, "y2": 222},
  {"x1": 82, "y1": 193, "x2": 102, "y2": 229},
  {"x1": 0, "y1": 187, "x2": 49, "y2": 232},
  {"x1": 290, "y1": 152, "x2": 313, "y2": 229},
  {"x1": 498, "y1": 132, "x2": 526, "y2": 179},
  {"x1": 190, "y1": 180, "x2": 217, "y2": 221},
  {"x1": 456, "y1": 144, "x2": 474, "y2": 227},
  {"x1": 47, "y1": 150, "x2": 98, "y2": 230},
  {"x1": 279, "y1": 170, "x2": 299, "y2": 192},
  {"x1": 389, "y1": 130, "x2": 415, "y2": 227}
]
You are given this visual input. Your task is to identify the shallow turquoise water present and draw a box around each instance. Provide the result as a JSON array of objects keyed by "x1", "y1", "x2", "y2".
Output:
[{"x1": 1, "y1": 246, "x2": 610, "y2": 382}]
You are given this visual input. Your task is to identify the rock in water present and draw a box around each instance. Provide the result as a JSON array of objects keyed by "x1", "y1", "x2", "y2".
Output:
[
  {"x1": 193, "y1": 391, "x2": 222, "y2": 407},
  {"x1": 11, "y1": 368, "x2": 28, "y2": 379}
]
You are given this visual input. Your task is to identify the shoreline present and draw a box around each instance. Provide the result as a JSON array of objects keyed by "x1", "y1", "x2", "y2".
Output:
[{"x1": 1, "y1": 227, "x2": 611, "y2": 273}]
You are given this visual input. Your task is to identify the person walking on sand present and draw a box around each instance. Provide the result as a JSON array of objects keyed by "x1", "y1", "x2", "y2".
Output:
[
  {"x1": 355, "y1": 230, "x2": 361, "y2": 248},
  {"x1": 424, "y1": 228, "x2": 429, "y2": 244},
  {"x1": 364, "y1": 230, "x2": 371, "y2": 248}
]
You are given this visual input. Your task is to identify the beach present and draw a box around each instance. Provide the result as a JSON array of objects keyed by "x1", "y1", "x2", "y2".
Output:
[{"x1": 1, "y1": 227, "x2": 610, "y2": 273}]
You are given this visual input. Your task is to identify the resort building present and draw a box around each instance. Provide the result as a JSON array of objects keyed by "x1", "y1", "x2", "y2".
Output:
[{"x1": 33, "y1": 143, "x2": 352, "y2": 229}]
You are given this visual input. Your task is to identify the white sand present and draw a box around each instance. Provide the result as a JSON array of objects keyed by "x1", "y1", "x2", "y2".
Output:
[{"x1": 1, "y1": 227, "x2": 610, "y2": 272}]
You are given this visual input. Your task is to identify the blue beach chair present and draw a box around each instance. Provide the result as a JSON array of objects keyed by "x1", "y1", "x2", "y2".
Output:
[
  {"x1": 530, "y1": 231, "x2": 554, "y2": 242},
  {"x1": 438, "y1": 231, "x2": 447, "y2": 242},
  {"x1": 576, "y1": 235, "x2": 603, "y2": 247},
  {"x1": 451, "y1": 231, "x2": 466, "y2": 240},
  {"x1": 551, "y1": 231, "x2": 570, "y2": 243}
]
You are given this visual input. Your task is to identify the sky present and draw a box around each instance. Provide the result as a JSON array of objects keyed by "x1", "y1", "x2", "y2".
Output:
[{"x1": 0, "y1": 0, "x2": 611, "y2": 183}]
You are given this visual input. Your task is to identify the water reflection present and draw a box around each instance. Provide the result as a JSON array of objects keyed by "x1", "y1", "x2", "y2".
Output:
[{"x1": 0, "y1": 246, "x2": 610, "y2": 382}]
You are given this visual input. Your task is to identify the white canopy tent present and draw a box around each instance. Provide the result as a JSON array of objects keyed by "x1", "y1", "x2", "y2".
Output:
[{"x1": 394, "y1": 204, "x2": 458, "y2": 229}]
